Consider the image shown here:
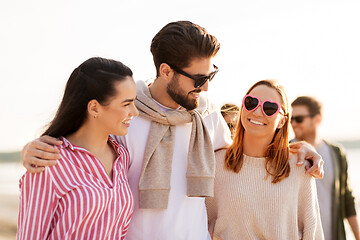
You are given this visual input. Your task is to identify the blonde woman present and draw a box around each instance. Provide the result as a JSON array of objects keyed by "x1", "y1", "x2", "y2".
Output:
[{"x1": 220, "y1": 103, "x2": 240, "y2": 139}]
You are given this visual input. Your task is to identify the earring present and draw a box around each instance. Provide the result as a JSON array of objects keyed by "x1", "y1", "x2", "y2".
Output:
[{"x1": 94, "y1": 115, "x2": 97, "y2": 118}]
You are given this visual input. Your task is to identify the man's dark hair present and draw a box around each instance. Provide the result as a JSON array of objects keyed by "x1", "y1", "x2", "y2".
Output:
[
  {"x1": 150, "y1": 21, "x2": 220, "y2": 76},
  {"x1": 291, "y1": 96, "x2": 322, "y2": 116}
]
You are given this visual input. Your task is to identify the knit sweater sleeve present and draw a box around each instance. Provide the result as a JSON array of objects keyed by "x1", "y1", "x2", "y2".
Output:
[
  {"x1": 205, "y1": 149, "x2": 226, "y2": 237},
  {"x1": 295, "y1": 155, "x2": 324, "y2": 240},
  {"x1": 206, "y1": 194, "x2": 217, "y2": 237}
]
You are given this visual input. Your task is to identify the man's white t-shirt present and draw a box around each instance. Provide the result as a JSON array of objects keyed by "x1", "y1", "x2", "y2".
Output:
[{"x1": 116, "y1": 96, "x2": 232, "y2": 240}]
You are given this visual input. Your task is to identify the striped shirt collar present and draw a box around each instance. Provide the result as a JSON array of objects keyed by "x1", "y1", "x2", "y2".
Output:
[{"x1": 58, "y1": 136, "x2": 122, "y2": 155}]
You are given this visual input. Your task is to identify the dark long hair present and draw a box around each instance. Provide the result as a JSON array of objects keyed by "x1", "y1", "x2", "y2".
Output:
[{"x1": 42, "y1": 57, "x2": 133, "y2": 138}]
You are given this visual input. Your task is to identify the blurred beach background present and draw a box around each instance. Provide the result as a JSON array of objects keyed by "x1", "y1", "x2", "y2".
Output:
[{"x1": 1, "y1": 0, "x2": 359, "y2": 239}]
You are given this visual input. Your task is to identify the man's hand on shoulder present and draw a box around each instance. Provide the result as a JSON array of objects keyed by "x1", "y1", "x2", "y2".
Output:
[
  {"x1": 289, "y1": 141, "x2": 324, "y2": 179},
  {"x1": 22, "y1": 135, "x2": 63, "y2": 173}
]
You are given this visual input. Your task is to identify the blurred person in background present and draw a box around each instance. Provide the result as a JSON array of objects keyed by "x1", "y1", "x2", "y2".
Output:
[
  {"x1": 221, "y1": 103, "x2": 240, "y2": 139},
  {"x1": 291, "y1": 96, "x2": 360, "y2": 240}
]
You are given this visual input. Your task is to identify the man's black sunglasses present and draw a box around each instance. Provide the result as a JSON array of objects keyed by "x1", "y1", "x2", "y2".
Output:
[
  {"x1": 167, "y1": 63, "x2": 219, "y2": 88},
  {"x1": 290, "y1": 115, "x2": 315, "y2": 124}
]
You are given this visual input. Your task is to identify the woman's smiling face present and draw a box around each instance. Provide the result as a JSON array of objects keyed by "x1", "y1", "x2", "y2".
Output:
[
  {"x1": 96, "y1": 77, "x2": 138, "y2": 136},
  {"x1": 241, "y1": 84, "x2": 286, "y2": 139}
]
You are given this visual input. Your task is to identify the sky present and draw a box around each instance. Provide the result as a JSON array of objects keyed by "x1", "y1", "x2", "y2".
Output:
[{"x1": 1, "y1": 0, "x2": 360, "y2": 151}]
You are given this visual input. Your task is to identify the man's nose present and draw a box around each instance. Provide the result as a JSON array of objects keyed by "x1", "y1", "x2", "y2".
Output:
[
  {"x1": 199, "y1": 80, "x2": 209, "y2": 92},
  {"x1": 253, "y1": 105, "x2": 263, "y2": 116},
  {"x1": 131, "y1": 104, "x2": 139, "y2": 117}
]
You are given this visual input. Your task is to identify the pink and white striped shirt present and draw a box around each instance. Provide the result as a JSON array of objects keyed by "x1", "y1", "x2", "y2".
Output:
[{"x1": 17, "y1": 136, "x2": 133, "y2": 240}]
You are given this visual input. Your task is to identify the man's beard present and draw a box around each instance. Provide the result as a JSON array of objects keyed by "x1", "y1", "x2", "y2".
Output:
[{"x1": 166, "y1": 75, "x2": 200, "y2": 110}]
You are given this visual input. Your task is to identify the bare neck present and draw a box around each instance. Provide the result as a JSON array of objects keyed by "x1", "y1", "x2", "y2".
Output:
[
  {"x1": 243, "y1": 133, "x2": 274, "y2": 158},
  {"x1": 66, "y1": 121, "x2": 110, "y2": 157},
  {"x1": 300, "y1": 131, "x2": 321, "y2": 149},
  {"x1": 149, "y1": 78, "x2": 180, "y2": 109}
]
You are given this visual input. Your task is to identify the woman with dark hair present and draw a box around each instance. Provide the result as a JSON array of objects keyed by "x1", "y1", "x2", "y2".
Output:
[
  {"x1": 17, "y1": 57, "x2": 138, "y2": 239},
  {"x1": 206, "y1": 80, "x2": 324, "y2": 239}
]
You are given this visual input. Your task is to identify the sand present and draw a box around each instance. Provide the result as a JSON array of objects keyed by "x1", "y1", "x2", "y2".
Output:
[
  {"x1": 0, "y1": 194, "x2": 18, "y2": 240},
  {"x1": 0, "y1": 162, "x2": 23, "y2": 239}
]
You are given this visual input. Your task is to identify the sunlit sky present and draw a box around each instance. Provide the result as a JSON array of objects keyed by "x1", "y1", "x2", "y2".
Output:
[{"x1": 1, "y1": 0, "x2": 359, "y2": 151}]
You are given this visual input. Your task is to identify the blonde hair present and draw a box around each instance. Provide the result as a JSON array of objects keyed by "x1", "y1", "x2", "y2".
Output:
[{"x1": 221, "y1": 103, "x2": 240, "y2": 115}]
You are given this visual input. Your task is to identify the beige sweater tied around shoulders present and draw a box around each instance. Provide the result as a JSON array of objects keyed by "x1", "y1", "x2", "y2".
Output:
[{"x1": 135, "y1": 81, "x2": 215, "y2": 209}]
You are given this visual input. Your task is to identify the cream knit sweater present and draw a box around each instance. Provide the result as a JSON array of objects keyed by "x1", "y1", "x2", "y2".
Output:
[{"x1": 206, "y1": 150, "x2": 324, "y2": 240}]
